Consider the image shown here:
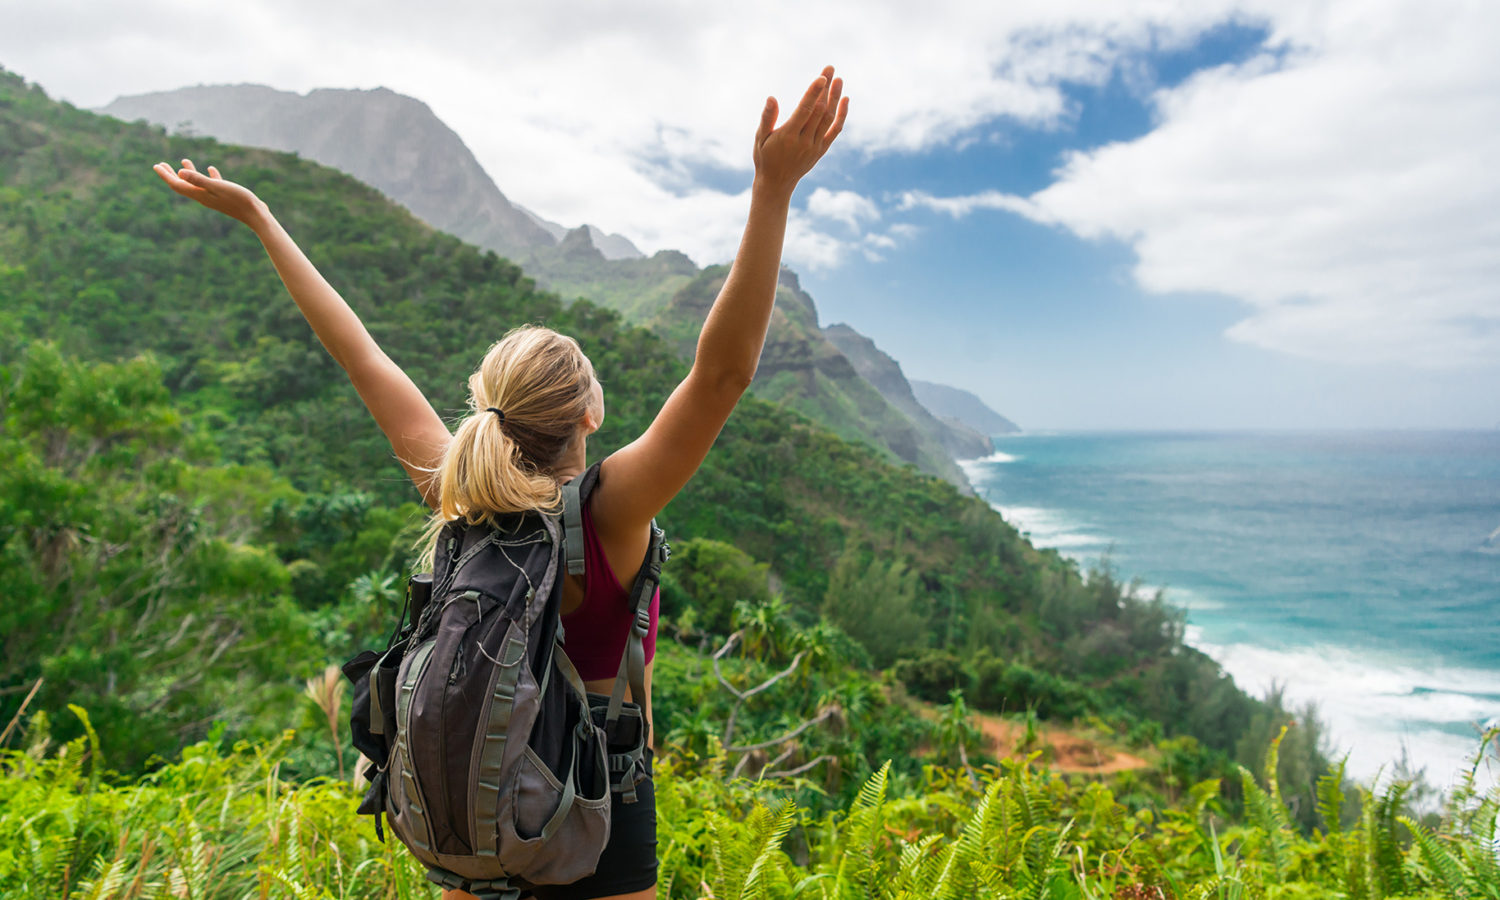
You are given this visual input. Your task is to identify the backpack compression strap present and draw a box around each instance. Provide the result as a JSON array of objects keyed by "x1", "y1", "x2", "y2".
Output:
[
  {"x1": 424, "y1": 869, "x2": 520, "y2": 900},
  {"x1": 560, "y1": 461, "x2": 668, "y2": 803},
  {"x1": 605, "y1": 519, "x2": 669, "y2": 802}
]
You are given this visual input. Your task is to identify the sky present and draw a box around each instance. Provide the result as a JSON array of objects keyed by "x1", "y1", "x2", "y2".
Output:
[{"x1": 3, "y1": 0, "x2": 1498, "y2": 429}]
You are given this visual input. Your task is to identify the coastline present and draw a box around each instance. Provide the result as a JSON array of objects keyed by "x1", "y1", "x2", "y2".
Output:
[{"x1": 960, "y1": 434, "x2": 1500, "y2": 789}]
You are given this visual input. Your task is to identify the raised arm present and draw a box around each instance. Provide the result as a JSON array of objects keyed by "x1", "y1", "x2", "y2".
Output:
[
  {"x1": 153, "y1": 160, "x2": 451, "y2": 506},
  {"x1": 593, "y1": 67, "x2": 848, "y2": 536}
]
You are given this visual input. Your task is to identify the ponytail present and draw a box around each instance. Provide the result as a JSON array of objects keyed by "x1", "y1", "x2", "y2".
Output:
[{"x1": 418, "y1": 326, "x2": 597, "y2": 568}]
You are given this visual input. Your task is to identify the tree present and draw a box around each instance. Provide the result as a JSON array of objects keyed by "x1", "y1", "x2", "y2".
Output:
[
  {"x1": 0, "y1": 346, "x2": 313, "y2": 770},
  {"x1": 822, "y1": 542, "x2": 927, "y2": 667}
]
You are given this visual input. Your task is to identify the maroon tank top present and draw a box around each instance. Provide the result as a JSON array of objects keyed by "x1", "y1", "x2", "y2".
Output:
[{"x1": 559, "y1": 502, "x2": 660, "y2": 681}]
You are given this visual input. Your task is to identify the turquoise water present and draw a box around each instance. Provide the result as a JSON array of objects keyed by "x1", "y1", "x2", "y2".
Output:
[{"x1": 962, "y1": 431, "x2": 1500, "y2": 783}]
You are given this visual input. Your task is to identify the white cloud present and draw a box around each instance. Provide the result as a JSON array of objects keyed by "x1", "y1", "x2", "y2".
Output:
[
  {"x1": 0, "y1": 0, "x2": 1241, "y2": 267},
  {"x1": 6, "y1": 0, "x2": 1494, "y2": 366},
  {"x1": 898, "y1": 190, "x2": 1040, "y2": 219},
  {"x1": 806, "y1": 188, "x2": 881, "y2": 230},
  {"x1": 894, "y1": 0, "x2": 1500, "y2": 367}
]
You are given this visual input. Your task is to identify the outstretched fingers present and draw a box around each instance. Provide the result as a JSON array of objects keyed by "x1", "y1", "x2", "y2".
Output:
[
  {"x1": 814, "y1": 77, "x2": 844, "y2": 143},
  {"x1": 755, "y1": 96, "x2": 778, "y2": 147},
  {"x1": 153, "y1": 161, "x2": 201, "y2": 198},
  {"x1": 799, "y1": 68, "x2": 838, "y2": 140},
  {"x1": 154, "y1": 158, "x2": 234, "y2": 204},
  {"x1": 822, "y1": 95, "x2": 849, "y2": 148},
  {"x1": 153, "y1": 158, "x2": 263, "y2": 224},
  {"x1": 786, "y1": 69, "x2": 832, "y2": 137},
  {"x1": 176, "y1": 158, "x2": 225, "y2": 188}
]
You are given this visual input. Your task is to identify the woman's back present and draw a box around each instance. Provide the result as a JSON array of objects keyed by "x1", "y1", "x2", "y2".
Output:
[{"x1": 154, "y1": 65, "x2": 849, "y2": 900}]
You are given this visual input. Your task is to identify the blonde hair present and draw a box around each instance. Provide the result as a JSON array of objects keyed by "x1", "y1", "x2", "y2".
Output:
[{"x1": 419, "y1": 325, "x2": 597, "y2": 567}]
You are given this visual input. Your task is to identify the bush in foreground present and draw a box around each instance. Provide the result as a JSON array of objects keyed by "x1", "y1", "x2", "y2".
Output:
[{"x1": 3, "y1": 709, "x2": 1495, "y2": 899}]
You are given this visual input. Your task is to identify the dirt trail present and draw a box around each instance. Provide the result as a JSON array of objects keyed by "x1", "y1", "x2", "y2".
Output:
[{"x1": 975, "y1": 713, "x2": 1149, "y2": 775}]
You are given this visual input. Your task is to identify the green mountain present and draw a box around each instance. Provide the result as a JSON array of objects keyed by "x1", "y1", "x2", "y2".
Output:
[
  {"x1": 910, "y1": 378, "x2": 1020, "y2": 437},
  {"x1": 824, "y1": 323, "x2": 995, "y2": 460},
  {"x1": 98, "y1": 82, "x2": 1005, "y2": 493},
  {"x1": 100, "y1": 84, "x2": 561, "y2": 260},
  {"x1": 2, "y1": 67, "x2": 1314, "y2": 798},
  {"x1": 645, "y1": 267, "x2": 979, "y2": 490}
]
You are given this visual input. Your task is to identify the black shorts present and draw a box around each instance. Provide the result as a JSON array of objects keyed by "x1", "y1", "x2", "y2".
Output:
[{"x1": 527, "y1": 751, "x2": 657, "y2": 900}]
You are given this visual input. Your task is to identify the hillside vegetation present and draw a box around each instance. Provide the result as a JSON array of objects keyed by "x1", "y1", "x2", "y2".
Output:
[
  {"x1": 7, "y1": 67, "x2": 1496, "y2": 897},
  {"x1": 2, "y1": 66, "x2": 1282, "y2": 767},
  {"x1": 97, "y1": 79, "x2": 1006, "y2": 492},
  {"x1": 4, "y1": 718, "x2": 1497, "y2": 898}
]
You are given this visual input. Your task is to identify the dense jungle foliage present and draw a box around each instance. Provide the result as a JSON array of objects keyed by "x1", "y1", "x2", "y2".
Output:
[
  {"x1": 4, "y1": 66, "x2": 1496, "y2": 896},
  {"x1": 3, "y1": 716, "x2": 1497, "y2": 898}
]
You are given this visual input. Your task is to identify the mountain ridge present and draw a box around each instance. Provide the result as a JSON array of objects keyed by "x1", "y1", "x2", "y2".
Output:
[
  {"x1": 99, "y1": 81, "x2": 1015, "y2": 492},
  {"x1": 824, "y1": 323, "x2": 995, "y2": 460},
  {"x1": 910, "y1": 378, "x2": 1020, "y2": 438},
  {"x1": 1, "y1": 65, "x2": 1327, "y2": 817},
  {"x1": 100, "y1": 84, "x2": 647, "y2": 262}
]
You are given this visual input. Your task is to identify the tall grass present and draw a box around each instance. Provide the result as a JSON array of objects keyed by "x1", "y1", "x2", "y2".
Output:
[{"x1": 2, "y1": 712, "x2": 1495, "y2": 898}]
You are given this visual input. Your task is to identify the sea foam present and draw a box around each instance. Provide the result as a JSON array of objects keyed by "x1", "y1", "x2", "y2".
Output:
[{"x1": 1187, "y1": 628, "x2": 1500, "y2": 788}]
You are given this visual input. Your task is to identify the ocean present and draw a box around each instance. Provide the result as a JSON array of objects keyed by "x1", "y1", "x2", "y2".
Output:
[{"x1": 961, "y1": 431, "x2": 1500, "y2": 787}]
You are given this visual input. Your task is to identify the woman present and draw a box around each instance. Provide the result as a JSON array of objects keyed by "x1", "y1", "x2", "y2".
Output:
[{"x1": 155, "y1": 67, "x2": 848, "y2": 900}]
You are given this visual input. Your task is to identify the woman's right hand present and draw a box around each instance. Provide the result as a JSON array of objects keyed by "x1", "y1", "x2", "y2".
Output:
[
  {"x1": 752, "y1": 66, "x2": 849, "y2": 196},
  {"x1": 153, "y1": 159, "x2": 269, "y2": 227}
]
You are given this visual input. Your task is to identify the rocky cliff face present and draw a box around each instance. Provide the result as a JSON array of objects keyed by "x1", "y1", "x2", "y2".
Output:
[
  {"x1": 654, "y1": 270, "x2": 978, "y2": 492},
  {"x1": 100, "y1": 84, "x2": 643, "y2": 261},
  {"x1": 909, "y1": 380, "x2": 1020, "y2": 437},
  {"x1": 824, "y1": 324, "x2": 995, "y2": 461}
]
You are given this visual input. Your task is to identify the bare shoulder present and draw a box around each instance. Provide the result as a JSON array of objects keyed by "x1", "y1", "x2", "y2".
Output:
[{"x1": 588, "y1": 460, "x2": 653, "y2": 588}]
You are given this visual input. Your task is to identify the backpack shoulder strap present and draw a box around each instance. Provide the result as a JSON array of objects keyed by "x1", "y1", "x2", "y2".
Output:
[
  {"x1": 560, "y1": 462, "x2": 602, "y2": 576},
  {"x1": 603, "y1": 519, "x2": 669, "y2": 804}
]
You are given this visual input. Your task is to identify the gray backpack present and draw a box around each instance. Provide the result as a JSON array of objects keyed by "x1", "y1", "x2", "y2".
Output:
[{"x1": 343, "y1": 463, "x2": 668, "y2": 899}]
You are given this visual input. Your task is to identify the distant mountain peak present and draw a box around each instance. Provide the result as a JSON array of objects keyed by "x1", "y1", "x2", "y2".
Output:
[
  {"x1": 585, "y1": 224, "x2": 645, "y2": 261},
  {"x1": 557, "y1": 225, "x2": 606, "y2": 262},
  {"x1": 909, "y1": 380, "x2": 1020, "y2": 437},
  {"x1": 824, "y1": 324, "x2": 998, "y2": 464},
  {"x1": 98, "y1": 83, "x2": 644, "y2": 263}
]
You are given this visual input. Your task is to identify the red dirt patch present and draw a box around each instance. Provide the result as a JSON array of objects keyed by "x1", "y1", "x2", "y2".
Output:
[{"x1": 976, "y1": 713, "x2": 1149, "y2": 775}]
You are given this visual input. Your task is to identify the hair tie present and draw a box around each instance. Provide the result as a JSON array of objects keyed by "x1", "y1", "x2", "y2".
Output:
[{"x1": 485, "y1": 407, "x2": 506, "y2": 424}]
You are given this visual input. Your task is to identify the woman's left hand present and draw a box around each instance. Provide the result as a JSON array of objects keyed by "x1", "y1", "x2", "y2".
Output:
[
  {"x1": 153, "y1": 159, "x2": 270, "y2": 227},
  {"x1": 752, "y1": 66, "x2": 849, "y2": 195}
]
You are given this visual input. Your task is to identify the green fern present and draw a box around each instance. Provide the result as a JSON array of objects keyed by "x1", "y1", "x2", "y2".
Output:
[
  {"x1": 76, "y1": 856, "x2": 129, "y2": 900},
  {"x1": 743, "y1": 801, "x2": 798, "y2": 900},
  {"x1": 839, "y1": 760, "x2": 892, "y2": 900},
  {"x1": 1368, "y1": 779, "x2": 1411, "y2": 898},
  {"x1": 1458, "y1": 794, "x2": 1499, "y2": 895},
  {"x1": 264, "y1": 866, "x2": 330, "y2": 900},
  {"x1": 1316, "y1": 757, "x2": 1348, "y2": 836},
  {"x1": 707, "y1": 803, "x2": 781, "y2": 900},
  {"x1": 1399, "y1": 814, "x2": 1469, "y2": 898},
  {"x1": 1013, "y1": 761, "x2": 1052, "y2": 834},
  {"x1": 1238, "y1": 766, "x2": 1290, "y2": 881},
  {"x1": 1014, "y1": 820, "x2": 1071, "y2": 900},
  {"x1": 931, "y1": 775, "x2": 1005, "y2": 900},
  {"x1": 889, "y1": 833, "x2": 944, "y2": 897}
]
